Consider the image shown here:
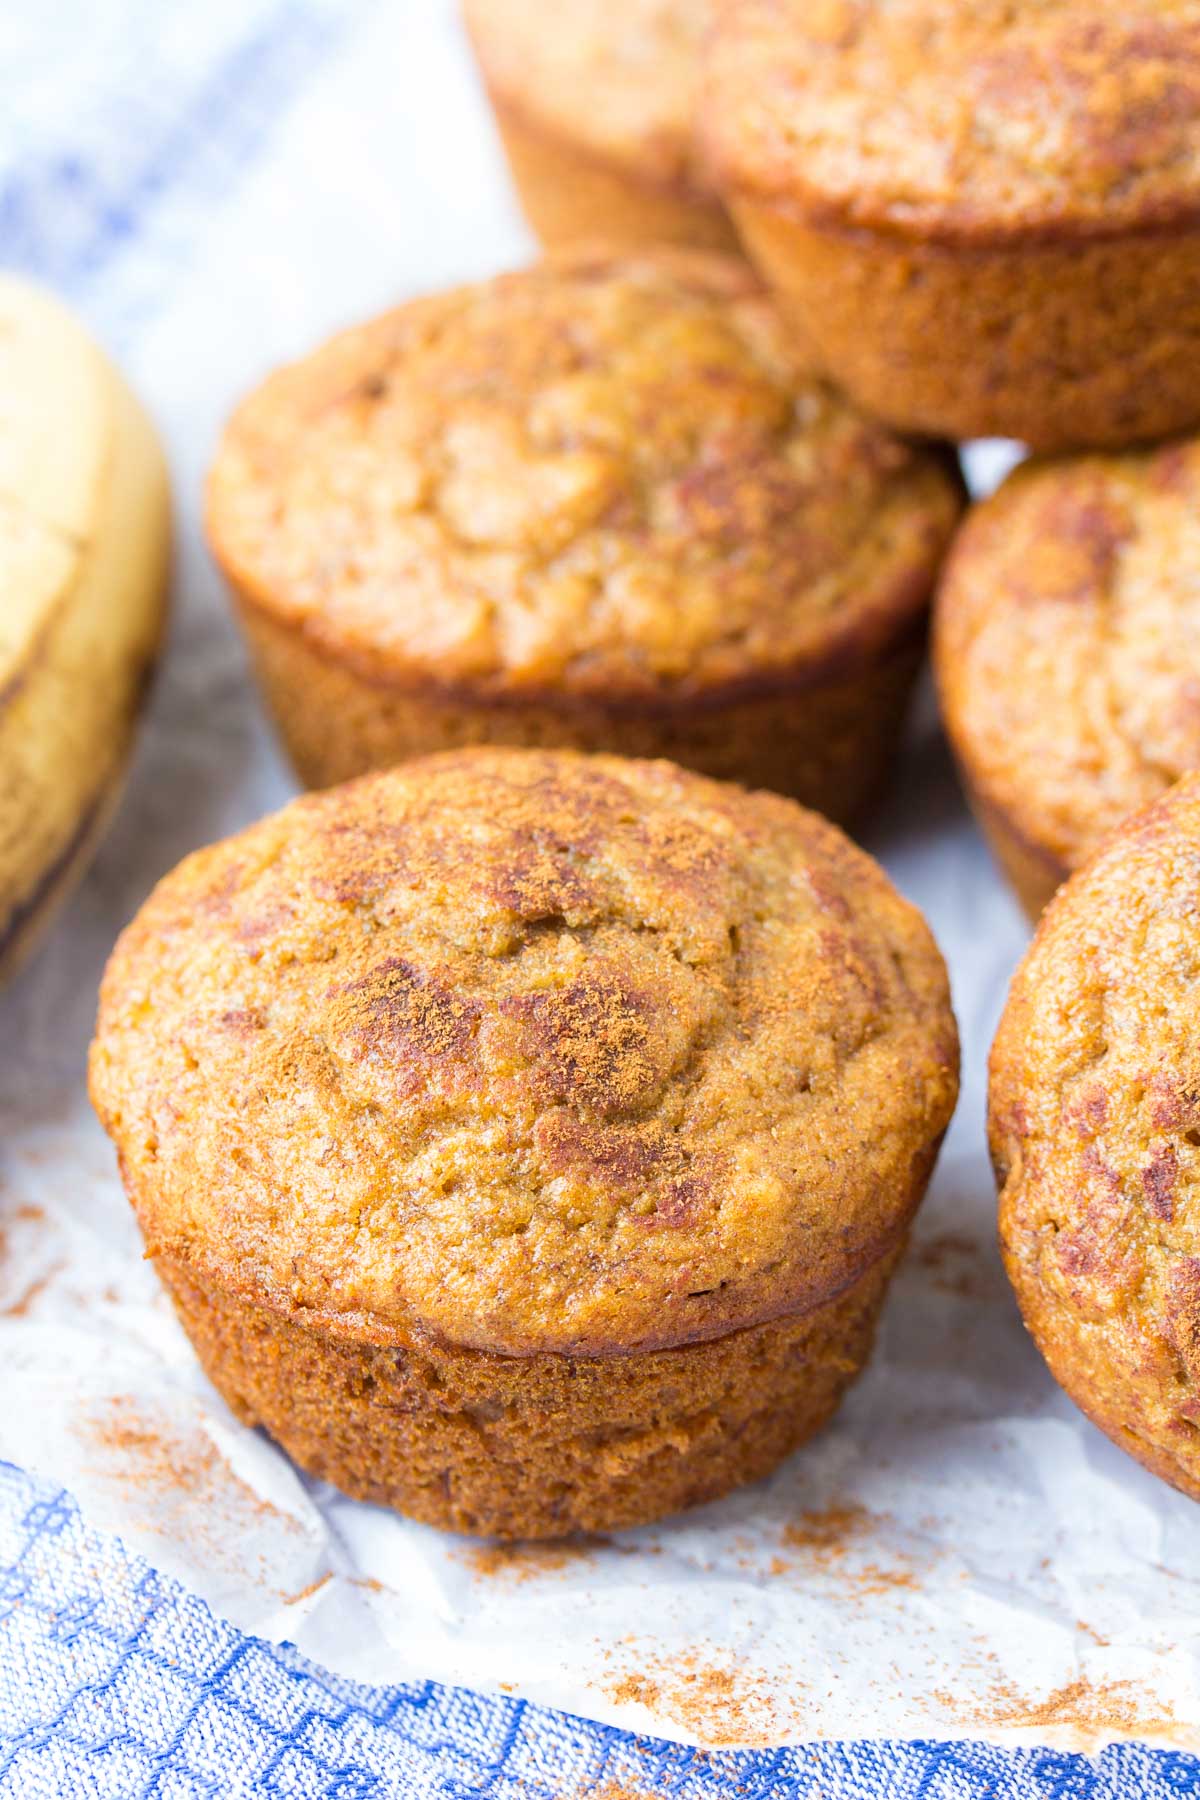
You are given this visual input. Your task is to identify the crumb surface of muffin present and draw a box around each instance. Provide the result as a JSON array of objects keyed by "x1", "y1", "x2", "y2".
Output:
[
  {"x1": 464, "y1": 0, "x2": 715, "y2": 203},
  {"x1": 207, "y1": 252, "x2": 962, "y2": 712},
  {"x1": 706, "y1": 0, "x2": 1200, "y2": 241},
  {"x1": 992, "y1": 774, "x2": 1200, "y2": 1498},
  {"x1": 935, "y1": 438, "x2": 1200, "y2": 906},
  {"x1": 90, "y1": 748, "x2": 959, "y2": 1361}
]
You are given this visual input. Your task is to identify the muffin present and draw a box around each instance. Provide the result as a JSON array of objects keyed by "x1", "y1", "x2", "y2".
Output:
[
  {"x1": 206, "y1": 251, "x2": 964, "y2": 820},
  {"x1": 934, "y1": 437, "x2": 1200, "y2": 920},
  {"x1": 0, "y1": 277, "x2": 169, "y2": 982},
  {"x1": 462, "y1": 0, "x2": 736, "y2": 253},
  {"x1": 704, "y1": 2, "x2": 1200, "y2": 452},
  {"x1": 90, "y1": 747, "x2": 959, "y2": 1539},
  {"x1": 992, "y1": 773, "x2": 1200, "y2": 1500}
]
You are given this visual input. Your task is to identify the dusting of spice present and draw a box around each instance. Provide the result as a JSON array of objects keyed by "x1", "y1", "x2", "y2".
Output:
[
  {"x1": 781, "y1": 1500, "x2": 871, "y2": 1556},
  {"x1": 2, "y1": 1261, "x2": 64, "y2": 1317},
  {"x1": 85, "y1": 1395, "x2": 303, "y2": 1540},
  {"x1": 0, "y1": 1201, "x2": 56, "y2": 1317},
  {"x1": 912, "y1": 1230, "x2": 990, "y2": 1301},
  {"x1": 461, "y1": 1535, "x2": 615, "y2": 1583},
  {"x1": 1075, "y1": 1619, "x2": 1110, "y2": 1648},
  {"x1": 602, "y1": 1646, "x2": 799, "y2": 1747},
  {"x1": 279, "y1": 1573, "x2": 333, "y2": 1606},
  {"x1": 941, "y1": 1675, "x2": 1184, "y2": 1748},
  {"x1": 775, "y1": 1499, "x2": 920, "y2": 1597}
]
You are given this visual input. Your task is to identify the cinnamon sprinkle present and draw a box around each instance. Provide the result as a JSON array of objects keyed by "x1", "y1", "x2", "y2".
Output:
[
  {"x1": 86, "y1": 1395, "x2": 302, "y2": 1537},
  {"x1": 781, "y1": 1500, "x2": 870, "y2": 1557},
  {"x1": 280, "y1": 1573, "x2": 333, "y2": 1606},
  {"x1": 944, "y1": 1674, "x2": 1183, "y2": 1746},
  {"x1": 461, "y1": 1535, "x2": 613, "y2": 1583},
  {"x1": 603, "y1": 1647, "x2": 797, "y2": 1747},
  {"x1": 2, "y1": 1261, "x2": 64, "y2": 1318},
  {"x1": 0, "y1": 1202, "x2": 56, "y2": 1316},
  {"x1": 912, "y1": 1230, "x2": 987, "y2": 1300},
  {"x1": 777, "y1": 1499, "x2": 919, "y2": 1595}
]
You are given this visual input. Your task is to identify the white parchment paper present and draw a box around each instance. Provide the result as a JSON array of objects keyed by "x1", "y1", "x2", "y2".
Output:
[{"x1": 1, "y1": 0, "x2": 1198, "y2": 1753}]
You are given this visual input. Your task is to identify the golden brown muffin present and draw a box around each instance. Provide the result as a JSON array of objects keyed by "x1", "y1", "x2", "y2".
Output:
[
  {"x1": 992, "y1": 773, "x2": 1200, "y2": 1500},
  {"x1": 462, "y1": 0, "x2": 736, "y2": 253},
  {"x1": 90, "y1": 747, "x2": 959, "y2": 1539},
  {"x1": 207, "y1": 251, "x2": 964, "y2": 820},
  {"x1": 934, "y1": 438, "x2": 1200, "y2": 920},
  {"x1": 704, "y1": 2, "x2": 1200, "y2": 452}
]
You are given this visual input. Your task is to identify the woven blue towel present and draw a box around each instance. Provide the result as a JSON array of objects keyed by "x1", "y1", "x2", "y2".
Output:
[
  {"x1": 0, "y1": 1461, "x2": 1197, "y2": 1798},
  {"x1": 1, "y1": 2, "x2": 1196, "y2": 1792}
]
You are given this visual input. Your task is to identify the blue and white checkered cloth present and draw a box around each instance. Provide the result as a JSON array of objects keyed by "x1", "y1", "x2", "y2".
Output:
[{"x1": 2, "y1": 3, "x2": 1197, "y2": 1792}]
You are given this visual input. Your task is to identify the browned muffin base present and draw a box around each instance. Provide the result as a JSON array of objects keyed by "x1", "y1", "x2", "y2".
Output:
[
  {"x1": 965, "y1": 786, "x2": 1068, "y2": 923},
  {"x1": 238, "y1": 599, "x2": 924, "y2": 823},
  {"x1": 491, "y1": 94, "x2": 738, "y2": 254},
  {"x1": 160, "y1": 1246, "x2": 901, "y2": 1539},
  {"x1": 731, "y1": 202, "x2": 1200, "y2": 453}
]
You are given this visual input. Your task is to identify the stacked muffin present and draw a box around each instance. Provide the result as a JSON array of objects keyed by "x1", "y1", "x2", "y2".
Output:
[
  {"x1": 156, "y1": 241, "x2": 968, "y2": 1537},
  {"x1": 85, "y1": 0, "x2": 1200, "y2": 1529},
  {"x1": 207, "y1": 249, "x2": 963, "y2": 817}
]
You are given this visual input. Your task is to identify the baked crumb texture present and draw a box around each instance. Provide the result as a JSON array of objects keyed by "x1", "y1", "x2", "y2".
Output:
[
  {"x1": 992, "y1": 774, "x2": 1200, "y2": 1498},
  {"x1": 462, "y1": 0, "x2": 737, "y2": 251},
  {"x1": 934, "y1": 436, "x2": 1200, "y2": 918},
  {"x1": 207, "y1": 251, "x2": 963, "y2": 818},
  {"x1": 704, "y1": 1, "x2": 1200, "y2": 450},
  {"x1": 90, "y1": 747, "x2": 959, "y2": 1537}
]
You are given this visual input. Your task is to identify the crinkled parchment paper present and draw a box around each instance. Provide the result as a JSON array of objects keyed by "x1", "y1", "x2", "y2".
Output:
[{"x1": 1, "y1": 0, "x2": 1198, "y2": 1753}]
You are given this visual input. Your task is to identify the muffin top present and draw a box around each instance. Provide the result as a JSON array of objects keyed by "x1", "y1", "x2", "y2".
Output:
[
  {"x1": 705, "y1": 0, "x2": 1200, "y2": 241},
  {"x1": 207, "y1": 252, "x2": 962, "y2": 705},
  {"x1": 90, "y1": 748, "x2": 958, "y2": 1358},
  {"x1": 935, "y1": 439, "x2": 1200, "y2": 879},
  {"x1": 464, "y1": 0, "x2": 713, "y2": 198},
  {"x1": 991, "y1": 775, "x2": 1200, "y2": 1467}
]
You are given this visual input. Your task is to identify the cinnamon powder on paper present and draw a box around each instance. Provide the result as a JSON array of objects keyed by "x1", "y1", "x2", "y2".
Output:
[
  {"x1": 957, "y1": 1675, "x2": 1182, "y2": 1743},
  {"x1": 781, "y1": 1500, "x2": 870, "y2": 1558},
  {"x1": 462, "y1": 1535, "x2": 612, "y2": 1583},
  {"x1": 280, "y1": 1573, "x2": 332, "y2": 1606},
  {"x1": 912, "y1": 1230, "x2": 990, "y2": 1300},
  {"x1": 971, "y1": 1670, "x2": 1180, "y2": 1742},
  {"x1": 85, "y1": 1395, "x2": 300, "y2": 1537},
  {"x1": 3, "y1": 1262, "x2": 64, "y2": 1317},
  {"x1": 0, "y1": 1202, "x2": 59, "y2": 1317},
  {"x1": 604, "y1": 1647, "x2": 796, "y2": 1746},
  {"x1": 90, "y1": 1397, "x2": 225, "y2": 1495},
  {"x1": 779, "y1": 1500, "x2": 919, "y2": 1596}
]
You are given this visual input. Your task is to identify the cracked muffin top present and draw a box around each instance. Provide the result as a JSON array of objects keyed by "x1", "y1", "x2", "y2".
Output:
[
  {"x1": 991, "y1": 774, "x2": 1200, "y2": 1490},
  {"x1": 89, "y1": 748, "x2": 959, "y2": 1358},
  {"x1": 463, "y1": 0, "x2": 714, "y2": 198},
  {"x1": 935, "y1": 439, "x2": 1200, "y2": 878},
  {"x1": 705, "y1": 0, "x2": 1200, "y2": 241},
  {"x1": 206, "y1": 251, "x2": 963, "y2": 705}
]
